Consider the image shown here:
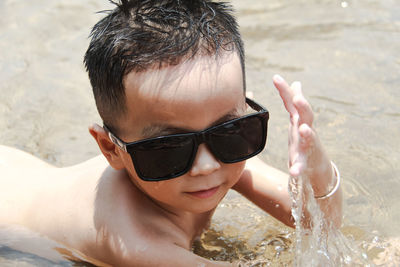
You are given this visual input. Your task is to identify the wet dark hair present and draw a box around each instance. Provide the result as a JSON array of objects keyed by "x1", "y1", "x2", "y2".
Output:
[{"x1": 84, "y1": 0, "x2": 245, "y2": 132}]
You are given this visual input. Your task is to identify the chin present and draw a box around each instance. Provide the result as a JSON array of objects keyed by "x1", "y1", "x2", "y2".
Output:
[
  {"x1": 184, "y1": 191, "x2": 226, "y2": 214},
  {"x1": 187, "y1": 203, "x2": 219, "y2": 214}
]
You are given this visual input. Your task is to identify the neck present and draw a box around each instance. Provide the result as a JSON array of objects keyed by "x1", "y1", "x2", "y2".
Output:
[
  {"x1": 147, "y1": 189, "x2": 215, "y2": 241},
  {"x1": 127, "y1": 175, "x2": 215, "y2": 245}
]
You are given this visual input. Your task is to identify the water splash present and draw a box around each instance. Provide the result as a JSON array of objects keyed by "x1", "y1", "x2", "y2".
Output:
[
  {"x1": 195, "y1": 176, "x2": 381, "y2": 266},
  {"x1": 289, "y1": 173, "x2": 373, "y2": 267}
]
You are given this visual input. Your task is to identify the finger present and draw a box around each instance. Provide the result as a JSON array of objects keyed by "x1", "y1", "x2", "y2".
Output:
[
  {"x1": 292, "y1": 83, "x2": 314, "y2": 127},
  {"x1": 288, "y1": 84, "x2": 301, "y2": 166},
  {"x1": 288, "y1": 114, "x2": 300, "y2": 166},
  {"x1": 289, "y1": 121, "x2": 314, "y2": 173},
  {"x1": 273, "y1": 74, "x2": 297, "y2": 116},
  {"x1": 289, "y1": 161, "x2": 303, "y2": 177},
  {"x1": 291, "y1": 81, "x2": 302, "y2": 96},
  {"x1": 294, "y1": 97, "x2": 314, "y2": 127},
  {"x1": 289, "y1": 119, "x2": 314, "y2": 169},
  {"x1": 297, "y1": 123, "x2": 333, "y2": 180},
  {"x1": 298, "y1": 123, "x2": 314, "y2": 153},
  {"x1": 289, "y1": 152, "x2": 308, "y2": 177}
]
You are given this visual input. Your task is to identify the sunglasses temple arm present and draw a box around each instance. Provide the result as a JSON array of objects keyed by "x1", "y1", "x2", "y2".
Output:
[
  {"x1": 103, "y1": 125, "x2": 128, "y2": 152},
  {"x1": 246, "y1": 97, "x2": 267, "y2": 112}
]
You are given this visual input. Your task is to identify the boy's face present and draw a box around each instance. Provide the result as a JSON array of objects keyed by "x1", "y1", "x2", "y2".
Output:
[{"x1": 115, "y1": 52, "x2": 246, "y2": 214}]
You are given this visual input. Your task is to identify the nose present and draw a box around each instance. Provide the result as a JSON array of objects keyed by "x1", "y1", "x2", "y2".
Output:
[{"x1": 189, "y1": 144, "x2": 221, "y2": 177}]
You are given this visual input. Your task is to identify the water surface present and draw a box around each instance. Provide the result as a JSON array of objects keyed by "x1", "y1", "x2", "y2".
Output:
[{"x1": 0, "y1": 0, "x2": 399, "y2": 265}]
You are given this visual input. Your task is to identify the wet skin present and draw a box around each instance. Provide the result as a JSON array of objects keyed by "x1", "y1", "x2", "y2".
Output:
[
  {"x1": 0, "y1": 51, "x2": 341, "y2": 266},
  {"x1": 96, "y1": 53, "x2": 248, "y2": 216},
  {"x1": 88, "y1": 52, "x2": 249, "y2": 265}
]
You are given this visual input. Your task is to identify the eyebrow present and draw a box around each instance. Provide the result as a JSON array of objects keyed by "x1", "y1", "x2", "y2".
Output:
[{"x1": 141, "y1": 109, "x2": 242, "y2": 139}]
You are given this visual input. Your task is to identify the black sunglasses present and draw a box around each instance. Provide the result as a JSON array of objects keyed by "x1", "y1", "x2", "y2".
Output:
[{"x1": 104, "y1": 98, "x2": 269, "y2": 181}]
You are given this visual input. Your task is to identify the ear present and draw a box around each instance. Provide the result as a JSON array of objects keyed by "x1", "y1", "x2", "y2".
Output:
[{"x1": 89, "y1": 123, "x2": 125, "y2": 170}]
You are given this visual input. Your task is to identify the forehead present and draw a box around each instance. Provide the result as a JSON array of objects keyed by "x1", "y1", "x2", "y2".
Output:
[{"x1": 119, "y1": 53, "x2": 245, "y2": 139}]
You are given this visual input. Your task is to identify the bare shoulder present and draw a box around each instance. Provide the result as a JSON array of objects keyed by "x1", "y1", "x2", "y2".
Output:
[
  {"x1": 130, "y1": 241, "x2": 235, "y2": 267},
  {"x1": 0, "y1": 145, "x2": 57, "y2": 189},
  {"x1": 91, "y1": 233, "x2": 234, "y2": 267},
  {"x1": 0, "y1": 146, "x2": 233, "y2": 266},
  {"x1": 0, "y1": 145, "x2": 55, "y2": 169},
  {"x1": 0, "y1": 145, "x2": 106, "y2": 230}
]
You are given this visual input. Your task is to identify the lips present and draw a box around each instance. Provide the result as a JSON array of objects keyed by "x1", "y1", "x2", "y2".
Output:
[{"x1": 186, "y1": 186, "x2": 220, "y2": 199}]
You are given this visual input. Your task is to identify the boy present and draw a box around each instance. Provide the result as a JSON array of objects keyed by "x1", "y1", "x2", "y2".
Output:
[{"x1": 0, "y1": 0, "x2": 342, "y2": 266}]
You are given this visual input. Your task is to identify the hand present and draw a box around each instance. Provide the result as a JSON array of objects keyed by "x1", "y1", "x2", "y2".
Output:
[{"x1": 272, "y1": 74, "x2": 333, "y2": 196}]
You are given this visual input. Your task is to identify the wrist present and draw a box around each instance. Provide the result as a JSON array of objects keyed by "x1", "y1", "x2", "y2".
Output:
[{"x1": 314, "y1": 161, "x2": 340, "y2": 200}]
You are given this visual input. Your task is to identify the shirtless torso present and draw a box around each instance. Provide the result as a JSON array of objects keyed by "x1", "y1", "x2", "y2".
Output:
[{"x1": 0, "y1": 145, "x2": 222, "y2": 266}]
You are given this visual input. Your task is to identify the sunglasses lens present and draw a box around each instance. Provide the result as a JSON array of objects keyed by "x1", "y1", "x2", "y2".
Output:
[
  {"x1": 130, "y1": 136, "x2": 195, "y2": 181},
  {"x1": 126, "y1": 112, "x2": 267, "y2": 181},
  {"x1": 209, "y1": 115, "x2": 266, "y2": 162}
]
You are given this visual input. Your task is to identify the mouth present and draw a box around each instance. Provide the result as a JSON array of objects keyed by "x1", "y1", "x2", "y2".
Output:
[{"x1": 186, "y1": 186, "x2": 220, "y2": 199}]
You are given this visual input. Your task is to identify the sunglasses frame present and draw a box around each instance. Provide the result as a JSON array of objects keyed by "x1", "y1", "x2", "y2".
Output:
[{"x1": 104, "y1": 97, "x2": 269, "y2": 181}]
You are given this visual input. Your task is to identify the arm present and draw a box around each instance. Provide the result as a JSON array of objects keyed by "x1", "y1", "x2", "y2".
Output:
[
  {"x1": 97, "y1": 241, "x2": 238, "y2": 267},
  {"x1": 233, "y1": 75, "x2": 342, "y2": 228},
  {"x1": 233, "y1": 156, "x2": 293, "y2": 227}
]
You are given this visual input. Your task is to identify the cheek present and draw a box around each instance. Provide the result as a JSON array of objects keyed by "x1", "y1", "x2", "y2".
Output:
[
  {"x1": 118, "y1": 151, "x2": 183, "y2": 199},
  {"x1": 226, "y1": 161, "x2": 246, "y2": 185},
  {"x1": 133, "y1": 173, "x2": 183, "y2": 200},
  {"x1": 119, "y1": 151, "x2": 135, "y2": 171}
]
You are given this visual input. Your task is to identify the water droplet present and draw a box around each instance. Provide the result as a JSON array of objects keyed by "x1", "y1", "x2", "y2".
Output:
[
  {"x1": 135, "y1": 244, "x2": 148, "y2": 253},
  {"x1": 344, "y1": 255, "x2": 352, "y2": 264},
  {"x1": 275, "y1": 204, "x2": 280, "y2": 208}
]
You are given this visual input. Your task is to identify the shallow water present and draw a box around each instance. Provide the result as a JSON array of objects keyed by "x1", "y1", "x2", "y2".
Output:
[{"x1": 0, "y1": 0, "x2": 399, "y2": 266}]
